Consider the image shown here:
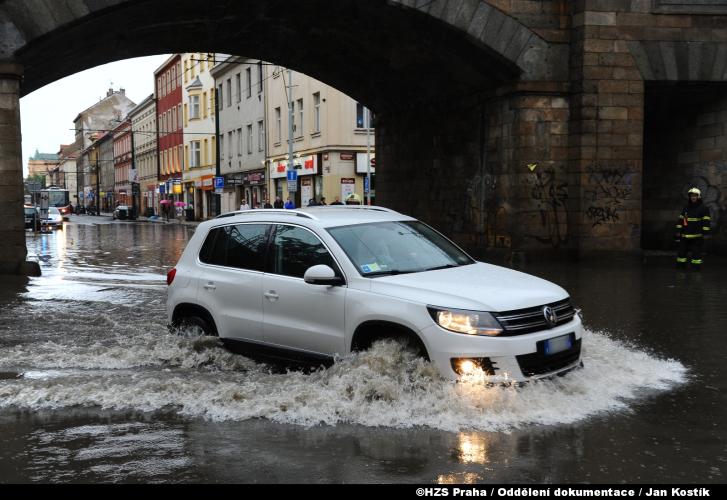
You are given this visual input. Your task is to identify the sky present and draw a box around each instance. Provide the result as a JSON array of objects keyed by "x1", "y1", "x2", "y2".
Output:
[{"x1": 19, "y1": 54, "x2": 171, "y2": 176}]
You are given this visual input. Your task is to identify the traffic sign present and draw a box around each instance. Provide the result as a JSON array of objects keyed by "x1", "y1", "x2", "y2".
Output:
[
  {"x1": 286, "y1": 170, "x2": 298, "y2": 182},
  {"x1": 214, "y1": 176, "x2": 224, "y2": 189},
  {"x1": 364, "y1": 176, "x2": 370, "y2": 194},
  {"x1": 287, "y1": 180, "x2": 298, "y2": 192}
]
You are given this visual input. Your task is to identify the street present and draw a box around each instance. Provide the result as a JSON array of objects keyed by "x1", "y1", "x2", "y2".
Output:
[{"x1": 0, "y1": 215, "x2": 724, "y2": 483}]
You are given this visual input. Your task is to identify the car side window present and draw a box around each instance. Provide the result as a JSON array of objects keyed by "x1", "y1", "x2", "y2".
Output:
[
  {"x1": 271, "y1": 225, "x2": 337, "y2": 278},
  {"x1": 199, "y1": 224, "x2": 269, "y2": 271}
]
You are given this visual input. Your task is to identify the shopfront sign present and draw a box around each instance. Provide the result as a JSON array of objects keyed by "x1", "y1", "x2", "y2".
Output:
[
  {"x1": 340, "y1": 152, "x2": 354, "y2": 161},
  {"x1": 341, "y1": 178, "x2": 355, "y2": 201},
  {"x1": 356, "y1": 153, "x2": 376, "y2": 174}
]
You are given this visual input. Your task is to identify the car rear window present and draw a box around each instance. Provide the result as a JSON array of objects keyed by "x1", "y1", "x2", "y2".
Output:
[{"x1": 199, "y1": 223, "x2": 270, "y2": 271}]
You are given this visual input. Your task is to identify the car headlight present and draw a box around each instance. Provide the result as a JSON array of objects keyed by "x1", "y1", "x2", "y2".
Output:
[{"x1": 427, "y1": 306, "x2": 503, "y2": 336}]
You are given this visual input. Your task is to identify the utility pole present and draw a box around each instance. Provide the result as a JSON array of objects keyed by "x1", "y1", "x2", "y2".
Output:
[
  {"x1": 366, "y1": 106, "x2": 371, "y2": 206},
  {"x1": 287, "y1": 68, "x2": 295, "y2": 203},
  {"x1": 215, "y1": 85, "x2": 221, "y2": 216}
]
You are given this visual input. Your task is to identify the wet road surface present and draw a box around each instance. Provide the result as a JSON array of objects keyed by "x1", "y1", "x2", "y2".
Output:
[{"x1": 0, "y1": 216, "x2": 723, "y2": 483}]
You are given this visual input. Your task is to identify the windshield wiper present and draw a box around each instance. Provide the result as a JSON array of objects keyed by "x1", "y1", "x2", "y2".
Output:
[
  {"x1": 424, "y1": 264, "x2": 459, "y2": 271},
  {"x1": 365, "y1": 269, "x2": 416, "y2": 277}
]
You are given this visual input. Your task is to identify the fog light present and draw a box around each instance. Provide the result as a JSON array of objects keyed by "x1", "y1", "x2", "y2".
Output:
[{"x1": 451, "y1": 358, "x2": 496, "y2": 376}]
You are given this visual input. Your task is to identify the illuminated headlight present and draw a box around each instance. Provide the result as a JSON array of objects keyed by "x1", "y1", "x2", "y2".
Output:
[{"x1": 427, "y1": 307, "x2": 503, "y2": 336}]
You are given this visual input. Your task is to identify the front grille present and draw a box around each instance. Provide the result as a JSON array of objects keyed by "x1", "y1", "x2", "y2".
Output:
[
  {"x1": 495, "y1": 298, "x2": 576, "y2": 336},
  {"x1": 516, "y1": 338, "x2": 582, "y2": 377}
]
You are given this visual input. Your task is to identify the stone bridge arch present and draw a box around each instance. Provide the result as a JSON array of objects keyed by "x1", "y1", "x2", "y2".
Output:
[{"x1": 1, "y1": 0, "x2": 563, "y2": 274}]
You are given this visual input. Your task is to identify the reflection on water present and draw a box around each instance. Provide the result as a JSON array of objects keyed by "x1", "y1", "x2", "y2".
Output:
[{"x1": 0, "y1": 221, "x2": 722, "y2": 482}]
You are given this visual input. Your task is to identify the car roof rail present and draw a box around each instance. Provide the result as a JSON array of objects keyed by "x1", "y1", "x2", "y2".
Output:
[
  {"x1": 310, "y1": 205, "x2": 399, "y2": 214},
  {"x1": 215, "y1": 209, "x2": 317, "y2": 220}
]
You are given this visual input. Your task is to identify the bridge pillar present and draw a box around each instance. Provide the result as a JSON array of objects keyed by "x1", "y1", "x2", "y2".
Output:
[{"x1": 0, "y1": 63, "x2": 37, "y2": 276}]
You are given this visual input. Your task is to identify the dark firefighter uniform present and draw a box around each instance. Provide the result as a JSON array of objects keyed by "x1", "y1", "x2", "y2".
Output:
[{"x1": 676, "y1": 197, "x2": 711, "y2": 268}]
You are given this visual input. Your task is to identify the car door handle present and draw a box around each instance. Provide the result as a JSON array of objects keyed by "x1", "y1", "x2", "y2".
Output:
[
  {"x1": 203, "y1": 282, "x2": 216, "y2": 290},
  {"x1": 264, "y1": 291, "x2": 279, "y2": 301}
]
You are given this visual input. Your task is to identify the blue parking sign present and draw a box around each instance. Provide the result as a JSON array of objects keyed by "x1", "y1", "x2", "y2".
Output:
[{"x1": 214, "y1": 176, "x2": 224, "y2": 189}]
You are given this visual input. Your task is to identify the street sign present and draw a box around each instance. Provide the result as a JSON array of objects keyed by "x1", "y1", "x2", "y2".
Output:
[
  {"x1": 286, "y1": 170, "x2": 298, "y2": 182},
  {"x1": 364, "y1": 176, "x2": 370, "y2": 194},
  {"x1": 287, "y1": 180, "x2": 298, "y2": 192},
  {"x1": 214, "y1": 176, "x2": 224, "y2": 189}
]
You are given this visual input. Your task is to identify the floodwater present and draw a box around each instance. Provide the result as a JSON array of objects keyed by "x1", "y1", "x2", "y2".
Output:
[{"x1": 0, "y1": 216, "x2": 724, "y2": 483}]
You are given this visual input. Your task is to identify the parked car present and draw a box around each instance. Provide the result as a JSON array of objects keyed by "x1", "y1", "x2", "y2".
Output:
[
  {"x1": 42, "y1": 206, "x2": 63, "y2": 229},
  {"x1": 113, "y1": 205, "x2": 130, "y2": 220},
  {"x1": 24, "y1": 205, "x2": 39, "y2": 230},
  {"x1": 166, "y1": 206, "x2": 583, "y2": 382}
]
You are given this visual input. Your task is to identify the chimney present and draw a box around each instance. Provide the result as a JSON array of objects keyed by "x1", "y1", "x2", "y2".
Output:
[
  {"x1": 107, "y1": 88, "x2": 114, "y2": 97},
  {"x1": 120, "y1": 88, "x2": 125, "y2": 95}
]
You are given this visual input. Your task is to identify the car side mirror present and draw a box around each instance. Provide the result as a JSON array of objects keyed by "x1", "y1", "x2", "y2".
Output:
[{"x1": 304, "y1": 264, "x2": 344, "y2": 286}]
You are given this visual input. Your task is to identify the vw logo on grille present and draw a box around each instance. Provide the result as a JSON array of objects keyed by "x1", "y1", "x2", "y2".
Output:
[{"x1": 542, "y1": 306, "x2": 558, "y2": 327}]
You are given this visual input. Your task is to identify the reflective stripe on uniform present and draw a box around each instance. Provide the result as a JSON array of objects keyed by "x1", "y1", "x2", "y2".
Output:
[
  {"x1": 676, "y1": 225, "x2": 682, "y2": 229},
  {"x1": 691, "y1": 259, "x2": 703, "y2": 264},
  {"x1": 703, "y1": 216, "x2": 711, "y2": 220},
  {"x1": 676, "y1": 257, "x2": 688, "y2": 263},
  {"x1": 703, "y1": 227, "x2": 710, "y2": 231},
  {"x1": 684, "y1": 234, "x2": 703, "y2": 238},
  {"x1": 687, "y1": 218, "x2": 701, "y2": 221}
]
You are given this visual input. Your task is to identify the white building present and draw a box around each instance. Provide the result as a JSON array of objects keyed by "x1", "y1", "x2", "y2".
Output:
[
  {"x1": 127, "y1": 94, "x2": 158, "y2": 216},
  {"x1": 266, "y1": 67, "x2": 375, "y2": 207},
  {"x1": 211, "y1": 56, "x2": 268, "y2": 212}
]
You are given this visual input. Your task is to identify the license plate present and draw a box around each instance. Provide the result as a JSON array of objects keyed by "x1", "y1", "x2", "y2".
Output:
[{"x1": 543, "y1": 334, "x2": 573, "y2": 355}]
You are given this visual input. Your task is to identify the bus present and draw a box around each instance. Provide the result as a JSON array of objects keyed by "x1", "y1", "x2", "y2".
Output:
[{"x1": 39, "y1": 186, "x2": 71, "y2": 217}]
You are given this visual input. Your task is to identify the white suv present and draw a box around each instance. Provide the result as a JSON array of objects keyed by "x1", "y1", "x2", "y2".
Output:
[{"x1": 166, "y1": 206, "x2": 583, "y2": 382}]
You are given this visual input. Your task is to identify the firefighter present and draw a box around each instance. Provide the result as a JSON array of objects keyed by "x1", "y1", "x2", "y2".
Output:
[{"x1": 675, "y1": 187, "x2": 711, "y2": 269}]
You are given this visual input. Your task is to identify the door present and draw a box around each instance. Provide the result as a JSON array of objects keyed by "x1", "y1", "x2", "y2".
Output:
[
  {"x1": 196, "y1": 223, "x2": 271, "y2": 342},
  {"x1": 262, "y1": 224, "x2": 346, "y2": 356}
]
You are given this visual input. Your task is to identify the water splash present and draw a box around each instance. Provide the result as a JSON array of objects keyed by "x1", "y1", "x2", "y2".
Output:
[{"x1": 0, "y1": 322, "x2": 687, "y2": 432}]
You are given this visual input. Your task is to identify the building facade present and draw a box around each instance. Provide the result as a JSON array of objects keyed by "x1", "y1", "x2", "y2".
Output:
[
  {"x1": 97, "y1": 133, "x2": 114, "y2": 212},
  {"x1": 113, "y1": 119, "x2": 133, "y2": 210},
  {"x1": 265, "y1": 67, "x2": 374, "y2": 207},
  {"x1": 211, "y1": 56, "x2": 267, "y2": 212},
  {"x1": 154, "y1": 54, "x2": 183, "y2": 213},
  {"x1": 128, "y1": 94, "x2": 158, "y2": 216},
  {"x1": 182, "y1": 52, "x2": 218, "y2": 220}
]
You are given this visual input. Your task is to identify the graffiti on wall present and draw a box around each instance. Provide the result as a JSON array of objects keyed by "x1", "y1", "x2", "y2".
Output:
[
  {"x1": 528, "y1": 166, "x2": 569, "y2": 247},
  {"x1": 585, "y1": 166, "x2": 633, "y2": 227}
]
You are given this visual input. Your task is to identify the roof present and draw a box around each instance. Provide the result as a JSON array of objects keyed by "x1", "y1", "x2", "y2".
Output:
[
  {"x1": 29, "y1": 149, "x2": 59, "y2": 161},
  {"x1": 208, "y1": 206, "x2": 415, "y2": 229},
  {"x1": 153, "y1": 54, "x2": 180, "y2": 76}
]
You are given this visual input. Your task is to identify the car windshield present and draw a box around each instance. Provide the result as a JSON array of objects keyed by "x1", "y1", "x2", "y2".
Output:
[
  {"x1": 328, "y1": 221, "x2": 474, "y2": 277},
  {"x1": 49, "y1": 207, "x2": 60, "y2": 214},
  {"x1": 24, "y1": 207, "x2": 36, "y2": 215}
]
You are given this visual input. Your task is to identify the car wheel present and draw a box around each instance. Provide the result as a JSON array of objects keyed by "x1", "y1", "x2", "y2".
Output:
[{"x1": 175, "y1": 315, "x2": 217, "y2": 337}]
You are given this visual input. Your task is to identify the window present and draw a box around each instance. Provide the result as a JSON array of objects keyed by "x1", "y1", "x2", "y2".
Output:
[
  {"x1": 218, "y1": 84, "x2": 223, "y2": 111},
  {"x1": 178, "y1": 104, "x2": 182, "y2": 129},
  {"x1": 203, "y1": 92, "x2": 208, "y2": 118},
  {"x1": 356, "y1": 102, "x2": 366, "y2": 128},
  {"x1": 189, "y1": 95, "x2": 200, "y2": 119},
  {"x1": 237, "y1": 128, "x2": 243, "y2": 156},
  {"x1": 236, "y1": 73, "x2": 241, "y2": 103},
  {"x1": 203, "y1": 139, "x2": 209, "y2": 165},
  {"x1": 220, "y1": 134, "x2": 224, "y2": 160},
  {"x1": 258, "y1": 61, "x2": 263, "y2": 93},
  {"x1": 313, "y1": 92, "x2": 321, "y2": 133},
  {"x1": 297, "y1": 98, "x2": 303, "y2": 137},
  {"x1": 275, "y1": 107, "x2": 281, "y2": 144},
  {"x1": 190, "y1": 141, "x2": 200, "y2": 167},
  {"x1": 171, "y1": 67, "x2": 176, "y2": 90},
  {"x1": 246, "y1": 67, "x2": 252, "y2": 98},
  {"x1": 199, "y1": 224, "x2": 270, "y2": 271},
  {"x1": 157, "y1": 78, "x2": 162, "y2": 98},
  {"x1": 271, "y1": 225, "x2": 337, "y2": 279},
  {"x1": 226, "y1": 78, "x2": 232, "y2": 107},
  {"x1": 247, "y1": 124, "x2": 253, "y2": 154},
  {"x1": 228, "y1": 131, "x2": 233, "y2": 160},
  {"x1": 258, "y1": 120, "x2": 264, "y2": 152},
  {"x1": 171, "y1": 107, "x2": 177, "y2": 131}
]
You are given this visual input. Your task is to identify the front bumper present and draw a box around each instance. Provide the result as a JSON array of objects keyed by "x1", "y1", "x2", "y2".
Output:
[{"x1": 421, "y1": 315, "x2": 584, "y2": 382}]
